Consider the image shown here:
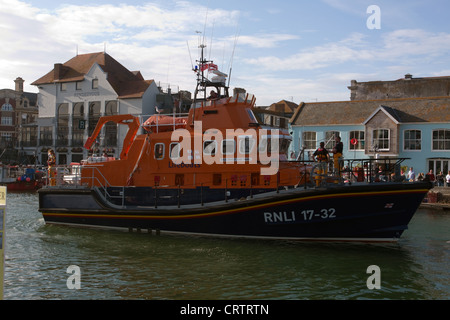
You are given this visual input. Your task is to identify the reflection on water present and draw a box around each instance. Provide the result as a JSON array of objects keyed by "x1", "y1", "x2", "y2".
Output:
[{"x1": 3, "y1": 192, "x2": 449, "y2": 300}]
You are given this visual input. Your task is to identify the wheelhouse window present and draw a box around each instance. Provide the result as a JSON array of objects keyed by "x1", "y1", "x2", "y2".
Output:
[
  {"x1": 258, "y1": 136, "x2": 268, "y2": 153},
  {"x1": 239, "y1": 136, "x2": 255, "y2": 154},
  {"x1": 432, "y1": 129, "x2": 450, "y2": 151},
  {"x1": 169, "y1": 143, "x2": 180, "y2": 160},
  {"x1": 372, "y1": 129, "x2": 390, "y2": 151},
  {"x1": 154, "y1": 143, "x2": 165, "y2": 159},
  {"x1": 246, "y1": 109, "x2": 258, "y2": 123},
  {"x1": 404, "y1": 130, "x2": 422, "y2": 151},
  {"x1": 203, "y1": 140, "x2": 216, "y2": 156},
  {"x1": 222, "y1": 139, "x2": 235, "y2": 155},
  {"x1": 258, "y1": 135, "x2": 280, "y2": 156},
  {"x1": 349, "y1": 131, "x2": 365, "y2": 150},
  {"x1": 302, "y1": 131, "x2": 316, "y2": 150},
  {"x1": 280, "y1": 137, "x2": 291, "y2": 155}
]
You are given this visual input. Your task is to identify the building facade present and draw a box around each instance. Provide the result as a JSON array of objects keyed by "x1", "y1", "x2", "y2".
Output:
[
  {"x1": 254, "y1": 100, "x2": 297, "y2": 130},
  {"x1": 290, "y1": 75, "x2": 450, "y2": 176},
  {"x1": 32, "y1": 52, "x2": 166, "y2": 165},
  {"x1": 0, "y1": 77, "x2": 38, "y2": 164},
  {"x1": 348, "y1": 74, "x2": 450, "y2": 100}
]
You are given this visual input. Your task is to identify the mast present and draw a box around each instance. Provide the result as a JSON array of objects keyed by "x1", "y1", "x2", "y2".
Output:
[{"x1": 192, "y1": 44, "x2": 230, "y2": 105}]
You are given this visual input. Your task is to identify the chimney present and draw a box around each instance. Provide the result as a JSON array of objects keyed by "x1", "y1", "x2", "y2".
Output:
[
  {"x1": 14, "y1": 77, "x2": 24, "y2": 93},
  {"x1": 54, "y1": 63, "x2": 63, "y2": 80},
  {"x1": 233, "y1": 87, "x2": 246, "y2": 96},
  {"x1": 348, "y1": 80, "x2": 358, "y2": 101}
]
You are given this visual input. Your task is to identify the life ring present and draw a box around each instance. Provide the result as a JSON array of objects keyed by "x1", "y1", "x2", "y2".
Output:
[{"x1": 351, "y1": 138, "x2": 358, "y2": 145}]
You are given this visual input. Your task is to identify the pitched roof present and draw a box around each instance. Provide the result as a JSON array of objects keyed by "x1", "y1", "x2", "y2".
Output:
[
  {"x1": 32, "y1": 52, "x2": 154, "y2": 99},
  {"x1": 267, "y1": 100, "x2": 297, "y2": 114},
  {"x1": 290, "y1": 96, "x2": 450, "y2": 126}
]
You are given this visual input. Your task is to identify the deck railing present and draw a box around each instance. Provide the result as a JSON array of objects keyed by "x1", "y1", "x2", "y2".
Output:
[
  {"x1": 140, "y1": 113, "x2": 190, "y2": 133},
  {"x1": 44, "y1": 157, "x2": 412, "y2": 209}
]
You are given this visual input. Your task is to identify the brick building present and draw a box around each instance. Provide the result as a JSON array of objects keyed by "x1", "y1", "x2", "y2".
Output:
[{"x1": 0, "y1": 77, "x2": 38, "y2": 164}]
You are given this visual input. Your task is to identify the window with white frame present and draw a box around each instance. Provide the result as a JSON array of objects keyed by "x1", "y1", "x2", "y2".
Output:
[
  {"x1": 404, "y1": 130, "x2": 422, "y2": 151},
  {"x1": 372, "y1": 129, "x2": 390, "y2": 151},
  {"x1": 302, "y1": 131, "x2": 316, "y2": 150},
  {"x1": 325, "y1": 131, "x2": 340, "y2": 149},
  {"x1": 432, "y1": 129, "x2": 450, "y2": 151},
  {"x1": 1, "y1": 116, "x2": 13, "y2": 125},
  {"x1": 349, "y1": 131, "x2": 365, "y2": 150}
]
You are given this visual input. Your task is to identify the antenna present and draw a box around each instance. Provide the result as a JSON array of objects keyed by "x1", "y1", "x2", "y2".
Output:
[
  {"x1": 166, "y1": 56, "x2": 171, "y2": 84},
  {"x1": 208, "y1": 20, "x2": 215, "y2": 61},
  {"x1": 202, "y1": 4, "x2": 209, "y2": 47},
  {"x1": 196, "y1": 30, "x2": 203, "y2": 52},
  {"x1": 186, "y1": 41, "x2": 194, "y2": 70},
  {"x1": 228, "y1": 28, "x2": 240, "y2": 87}
]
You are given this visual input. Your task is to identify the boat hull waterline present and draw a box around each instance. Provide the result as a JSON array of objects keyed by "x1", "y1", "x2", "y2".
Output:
[{"x1": 39, "y1": 182, "x2": 430, "y2": 242}]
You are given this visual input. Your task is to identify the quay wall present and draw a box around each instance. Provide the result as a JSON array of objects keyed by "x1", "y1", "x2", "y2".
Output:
[{"x1": 421, "y1": 187, "x2": 450, "y2": 210}]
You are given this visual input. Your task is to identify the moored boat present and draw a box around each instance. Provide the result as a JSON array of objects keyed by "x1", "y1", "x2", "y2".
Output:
[
  {"x1": 37, "y1": 46, "x2": 432, "y2": 242},
  {"x1": 1, "y1": 166, "x2": 45, "y2": 191}
]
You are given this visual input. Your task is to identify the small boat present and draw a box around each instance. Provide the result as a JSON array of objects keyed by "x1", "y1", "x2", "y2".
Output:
[
  {"x1": 37, "y1": 46, "x2": 432, "y2": 242},
  {"x1": 1, "y1": 166, "x2": 45, "y2": 191}
]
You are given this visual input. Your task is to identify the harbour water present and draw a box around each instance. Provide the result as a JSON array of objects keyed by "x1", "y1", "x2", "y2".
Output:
[{"x1": 2, "y1": 192, "x2": 449, "y2": 300}]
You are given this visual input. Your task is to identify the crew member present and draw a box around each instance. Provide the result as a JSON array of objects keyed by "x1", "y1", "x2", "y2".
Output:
[
  {"x1": 47, "y1": 149, "x2": 56, "y2": 186},
  {"x1": 332, "y1": 136, "x2": 343, "y2": 175},
  {"x1": 313, "y1": 142, "x2": 329, "y2": 187},
  {"x1": 208, "y1": 90, "x2": 218, "y2": 100}
]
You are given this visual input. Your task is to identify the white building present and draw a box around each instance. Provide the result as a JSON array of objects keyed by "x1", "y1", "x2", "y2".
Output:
[{"x1": 32, "y1": 52, "x2": 161, "y2": 164}]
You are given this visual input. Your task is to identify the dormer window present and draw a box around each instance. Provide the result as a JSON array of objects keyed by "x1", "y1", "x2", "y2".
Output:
[{"x1": 92, "y1": 79, "x2": 98, "y2": 89}]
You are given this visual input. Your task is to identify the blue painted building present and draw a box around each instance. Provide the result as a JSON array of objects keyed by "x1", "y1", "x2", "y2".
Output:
[{"x1": 289, "y1": 96, "x2": 450, "y2": 178}]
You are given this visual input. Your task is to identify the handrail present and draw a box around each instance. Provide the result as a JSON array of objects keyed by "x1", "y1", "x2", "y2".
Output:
[
  {"x1": 44, "y1": 157, "x2": 412, "y2": 208},
  {"x1": 140, "y1": 113, "x2": 189, "y2": 134}
]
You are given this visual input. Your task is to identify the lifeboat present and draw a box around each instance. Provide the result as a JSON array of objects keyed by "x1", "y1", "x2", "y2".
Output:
[
  {"x1": 37, "y1": 44, "x2": 432, "y2": 242},
  {"x1": 142, "y1": 115, "x2": 188, "y2": 133}
]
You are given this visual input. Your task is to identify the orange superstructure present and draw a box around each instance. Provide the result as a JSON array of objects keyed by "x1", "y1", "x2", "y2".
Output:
[{"x1": 80, "y1": 93, "x2": 310, "y2": 191}]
